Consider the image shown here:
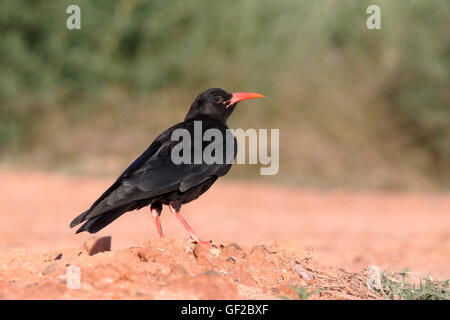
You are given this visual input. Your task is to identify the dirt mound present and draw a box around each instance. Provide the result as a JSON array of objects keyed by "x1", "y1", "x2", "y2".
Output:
[
  {"x1": 0, "y1": 169, "x2": 449, "y2": 299},
  {"x1": 0, "y1": 239, "x2": 382, "y2": 300}
]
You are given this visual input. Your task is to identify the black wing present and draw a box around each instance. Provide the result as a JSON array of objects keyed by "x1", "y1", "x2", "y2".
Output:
[{"x1": 70, "y1": 120, "x2": 236, "y2": 233}]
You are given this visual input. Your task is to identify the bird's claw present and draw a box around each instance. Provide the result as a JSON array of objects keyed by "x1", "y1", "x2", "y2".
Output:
[{"x1": 186, "y1": 236, "x2": 212, "y2": 246}]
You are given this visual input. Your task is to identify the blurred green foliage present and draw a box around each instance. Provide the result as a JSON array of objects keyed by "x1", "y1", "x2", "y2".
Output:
[
  {"x1": 0, "y1": 0, "x2": 449, "y2": 189},
  {"x1": 381, "y1": 268, "x2": 449, "y2": 300}
]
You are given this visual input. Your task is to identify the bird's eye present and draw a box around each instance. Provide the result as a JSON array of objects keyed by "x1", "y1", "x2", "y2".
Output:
[{"x1": 214, "y1": 96, "x2": 224, "y2": 104}]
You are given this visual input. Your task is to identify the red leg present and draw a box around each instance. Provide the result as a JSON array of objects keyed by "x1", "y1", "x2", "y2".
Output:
[
  {"x1": 169, "y1": 204, "x2": 211, "y2": 245},
  {"x1": 151, "y1": 207, "x2": 164, "y2": 238}
]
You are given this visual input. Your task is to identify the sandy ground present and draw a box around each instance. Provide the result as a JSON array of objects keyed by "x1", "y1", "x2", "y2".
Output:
[{"x1": 0, "y1": 169, "x2": 449, "y2": 299}]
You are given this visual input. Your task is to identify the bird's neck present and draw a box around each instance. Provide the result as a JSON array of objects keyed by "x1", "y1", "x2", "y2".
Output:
[{"x1": 184, "y1": 113, "x2": 228, "y2": 127}]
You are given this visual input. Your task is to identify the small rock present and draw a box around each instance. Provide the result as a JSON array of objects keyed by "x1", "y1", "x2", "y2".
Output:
[
  {"x1": 193, "y1": 243, "x2": 215, "y2": 267},
  {"x1": 54, "y1": 253, "x2": 63, "y2": 260},
  {"x1": 250, "y1": 245, "x2": 268, "y2": 259},
  {"x1": 203, "y1": 270, "x2": 221, "y2": 277},
  {"x1": 230, "y1": 242, "x2": 243, "y2": 251},
  {"x1": 84, "y1": 236, "x2": 112, "y2": 256},
  {"x1": 42, "y1": 263, "x2": 58, "y2": 275},
  {"x1": 222, "y1": 242, "x2": 247, "y2": 258},
  {"x1": 292, "y1": 262, "x2": 312, "y2": 280},
  {"x1": 209, "y1": 246, "x2": 221, "y2": 257},
  {"x1": 226, "y1": 256, "x2": 236, "y2": 264}
]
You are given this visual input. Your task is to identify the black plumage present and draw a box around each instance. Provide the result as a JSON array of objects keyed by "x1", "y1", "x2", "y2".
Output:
[{"x1": 70, "y1": 88, "x2": 264, "y2": 243}]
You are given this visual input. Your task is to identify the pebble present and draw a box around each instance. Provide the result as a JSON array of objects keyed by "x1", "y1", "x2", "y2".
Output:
[
  {"x1": 84, "y1": 236, "x2": 112, "y2": 255},
  {"x1": 42, "y1": 263, "x2": 58, "y2": 275}
]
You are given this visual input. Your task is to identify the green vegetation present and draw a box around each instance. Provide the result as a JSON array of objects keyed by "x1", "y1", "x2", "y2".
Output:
[
  {"x1": 289, "y1": 286, "x2": 321, "y2": 300},
  {"x1": 0, "y1": 0, "x2": 449, "y2": 189},
  {"x1": 381, "y1": 268, "x2": 449, "y2": 300}
]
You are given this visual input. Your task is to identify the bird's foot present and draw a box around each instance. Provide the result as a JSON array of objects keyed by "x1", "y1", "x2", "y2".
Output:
[
  {"x1": 187, "y1": 236, "x2": 212, "y2": 246},
  {"x1": 197, "y1": 239, "x2": 213, "y2": 246}
]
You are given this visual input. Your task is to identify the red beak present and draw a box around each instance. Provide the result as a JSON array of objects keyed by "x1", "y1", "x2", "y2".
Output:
[{"x1": 228, "y1": 92, "x2": 265, "y2": 107}]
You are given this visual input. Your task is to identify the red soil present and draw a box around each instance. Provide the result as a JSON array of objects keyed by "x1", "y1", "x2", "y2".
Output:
[{"x1": 0, "y1": 170, "x2": 448, "y2": 299}]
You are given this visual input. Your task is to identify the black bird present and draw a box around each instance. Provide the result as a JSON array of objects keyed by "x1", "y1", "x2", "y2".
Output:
[{"x1": 70, "y1": 88, "x2": 264, "y2": 244}]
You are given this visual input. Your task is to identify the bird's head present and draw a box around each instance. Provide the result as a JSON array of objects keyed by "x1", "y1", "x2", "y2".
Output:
[{"x1": 185, "y1": 88, "x2": 264, "y2": 124}]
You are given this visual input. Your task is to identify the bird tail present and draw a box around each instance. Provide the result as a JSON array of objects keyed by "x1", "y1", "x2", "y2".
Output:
[
  {"x1": 74, "y1": 209, "x2": 127, "y2": 234},
  {"x1": 70, "y1": 210, "x2": 88, "y2": 228},
  {"x1": 70, "y1": 203, "x2": 137, "y2": 234}
]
